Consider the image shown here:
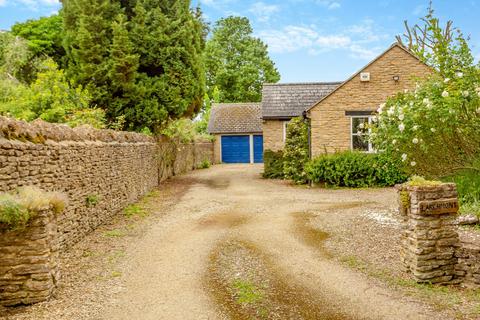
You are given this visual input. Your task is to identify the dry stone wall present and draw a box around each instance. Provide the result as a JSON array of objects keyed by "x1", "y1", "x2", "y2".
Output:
[
  {"x1": 0, "y1": 209, "x2": 60, "y2": 306},
  {"x1": 0, "y1": 118, "x2": 213, "y2": 250},
  {"x1": 0, "y1": 117, "x2": 213, "y2": 305},
  {"x1": 397, "y1": 183, "x2": 480, "y2": 287},
  {"x1": 397, "y1": 183, "x2": 460, "y2": 284}
]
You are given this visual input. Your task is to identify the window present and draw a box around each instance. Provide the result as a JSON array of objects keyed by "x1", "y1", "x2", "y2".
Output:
[
  {"x1": 282, "y1": 121, "x2": 289, "y2": 142},
  {"x1": 351, "y1": 116, "x2": 374, "y2": 152}
]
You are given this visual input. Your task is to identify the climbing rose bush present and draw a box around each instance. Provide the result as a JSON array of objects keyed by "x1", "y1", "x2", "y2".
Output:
[{"x1": 370, "y1": 69, "x2": 480, "y2": 177}]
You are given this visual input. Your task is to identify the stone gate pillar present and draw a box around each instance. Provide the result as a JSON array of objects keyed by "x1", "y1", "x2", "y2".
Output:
[
  {"x1": 0, "y1": 209, "x2": 60, "y2": 306},
  {"x1": 397, "y1": 183, "x2": 460, "y2": 284}
]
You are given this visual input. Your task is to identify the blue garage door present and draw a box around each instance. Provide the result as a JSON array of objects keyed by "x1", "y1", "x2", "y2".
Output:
[
  {"x1": 221, "y1": 136, "x2": 250, "y2": 163},
  {"x1": 253, "y1": 135, "x2": 263, "y2": 163}
]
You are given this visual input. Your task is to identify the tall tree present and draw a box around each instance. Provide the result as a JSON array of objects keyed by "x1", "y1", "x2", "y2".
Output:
[
  {"x1": 62, "y1": 0, "x2": 206, "y2": 132},
  {"x1": 205, "y1": 16, "x2": 280, "y2": 103},
  {"x1": 126, "y1": 0, "x2": 206, "y2": 131},
  {"x1": 396, "y1": 1, "x2": 474, "y2": 77},
  {"x1": 107, "y1": 13, "x2": 139, "y2": 123},
  {"x1": 0, "y1": 32, "x2": 40, "y2": 84},
  {"x1": 63, "y1": 0, "x2": 119, "y2": 109},
  {"x1": 11, "y1": 14, "x2": 65, "y2": 65}
]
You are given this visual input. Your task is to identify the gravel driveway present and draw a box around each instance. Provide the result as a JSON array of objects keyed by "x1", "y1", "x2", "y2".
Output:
[{"x1": 3, "y1": 164, "x2": 449, "y2": 320}]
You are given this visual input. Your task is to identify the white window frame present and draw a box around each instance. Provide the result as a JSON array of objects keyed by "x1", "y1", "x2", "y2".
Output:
[
  {"x1": 350, "y1": 116, "x2": 374, "y2": 153},
  {"x1": 282, "y1": 121, "x2": 289, "y2": 143}
]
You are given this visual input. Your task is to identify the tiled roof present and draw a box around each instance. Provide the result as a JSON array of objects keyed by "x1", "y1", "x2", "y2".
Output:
[
  {"x1": 208, "y1": 103, "x2": 262, "y2": 134},
  {"x1": 261, "y1": 82, "x2": 342, "y2": 119}
]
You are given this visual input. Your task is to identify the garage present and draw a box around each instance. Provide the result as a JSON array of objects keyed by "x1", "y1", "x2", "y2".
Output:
[
  {"x1": 221, "y1": 136, "x2": 250, "y2": 163},
  {"x1": 221, "y1": 135, "x2": 264, "y2": 164},
  {"x1": 208, "y1": 103, "x2": 264, "y2": 164}
]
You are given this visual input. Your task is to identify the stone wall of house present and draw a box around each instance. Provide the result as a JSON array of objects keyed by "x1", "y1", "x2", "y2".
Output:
[
  {"x1": 0, "y1": 117, "x2": 213, "y2": 250},
  {"x1": 397, "y1": 182, "x2": 480, "y2": 287},
  {"x1": 309, "y1": 45, "x2": 433, "y2": 157},
  {"x1": 213, "y1": 135, "x2": 222, "y2": 164},
  {"x1": 263, "y1": 120, "x2": 285, "y2": 152},
  {"x1": 0, "y1": 209, "x2": 60, "y2": 306}
]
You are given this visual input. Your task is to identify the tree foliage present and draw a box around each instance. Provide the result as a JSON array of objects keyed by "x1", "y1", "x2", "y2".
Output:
[
  {"x1": 62, "y1": 0, "x2": 206, "y2": 131},
  {"x1": 372, "y1": 7, "x2": 480, "y2": 178},
  {"x1": 396, "y1": 1, "x2": 474, "y2": 77},
  {"x1": 0, "y1": 32, "x2": 41, "y2": 84},
  {"x1": 205, "y1": 16, "x2": 280, "y2": 103},
  {"x1": 0, "y1": 59, "x2": 104, "y2": 128},
  {"x1": 11, "y1": 14, "x2": 65, "y2": 65},
  {"x1": 283, "y1": 117, "x2": 309, "y2": 184}
]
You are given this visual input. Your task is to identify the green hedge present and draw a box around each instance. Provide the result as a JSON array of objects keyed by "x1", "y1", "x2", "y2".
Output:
[
  {"x1": 283, "y1": 117, "x2": 309, "y2": 184},
  {"x1": 305, "y1": 151, "x2": 408, "y2": 188},
  {"x1": 263, "y1": 150, "x2": 284, "y2": 179}
]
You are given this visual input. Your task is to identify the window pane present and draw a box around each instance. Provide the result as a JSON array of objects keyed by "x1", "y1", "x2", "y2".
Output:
[
  {"x1": 353, "y1": 135, "x2": 369, "y2": 151},
  {"x1": 352, "y1": 117, "x2": 368, "y2": 134}
]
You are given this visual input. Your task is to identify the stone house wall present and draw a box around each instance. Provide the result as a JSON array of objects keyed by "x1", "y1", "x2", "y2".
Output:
[
  {"x1": 263, "y1": 120, "x2": 286, "y2": 152},
  {"x1": 213, "y1": 135, "x2": 221, "y2": 164},
  {"x1": 308, "y1": 45, "x2": 432, "y2": 157},
  {"x1": 0, "y1": 117, "x2": 213, "y2": 251}
]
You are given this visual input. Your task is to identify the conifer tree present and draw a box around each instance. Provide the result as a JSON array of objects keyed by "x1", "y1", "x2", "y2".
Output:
[
  {"x1": 63, "y1": 0, "x2": 119, "y2": 108},
  {"x1": 108, "y1": 14, "x2": 139, "y2": 124},
  {"x1": 62, "y1": 0, "x2": 206, "y2": 132},
  {"x1": 128, "y1": 0, "x2": 206, "y2": 131}
]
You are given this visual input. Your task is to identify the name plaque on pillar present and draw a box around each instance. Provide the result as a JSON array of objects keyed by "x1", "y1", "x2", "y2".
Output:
[{"x1": 419, "y1": 198, "x2": 459, "y2": 215}]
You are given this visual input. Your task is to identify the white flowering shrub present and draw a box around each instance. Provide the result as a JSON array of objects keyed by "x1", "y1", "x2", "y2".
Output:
[
  {"x1": 370, "y1": 60, "x2": 480, "y2": 177},
  {"x1": 370, "y1": 7, "x2": 480, "y2": 178}
]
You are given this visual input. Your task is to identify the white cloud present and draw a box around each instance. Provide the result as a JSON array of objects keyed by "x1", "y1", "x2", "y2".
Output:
[
  {"x1": 316, "y1": 35, "x2": 351, "y2": 48},
  {"x1": 249, "y1": 2, "x2": 280, "y2": 22},
  {"x1": 0, "y1": 0, "x2": 6, "y2": 6},
  {"x1": 413, "y1": 4, "x2": 427, "y2": 16},
  {"x1": 316, "y1": 0, "x2": 341, "y2": 10},
  {"x1": 257, "y1": 26, "x2": 318, "y2": 53},
  {"x1": 257, "y1": 20, "x2": 388, "y2": 60}
]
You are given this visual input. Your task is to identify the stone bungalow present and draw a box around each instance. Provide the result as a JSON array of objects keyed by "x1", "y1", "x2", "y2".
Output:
[{"x1": 208, "y1": 43, "x2": 432, "y2": 163}]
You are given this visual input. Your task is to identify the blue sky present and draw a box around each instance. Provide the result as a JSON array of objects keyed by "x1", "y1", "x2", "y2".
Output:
[{"x1": 1, "y1": 0, "x2": 479, "y2": 83}]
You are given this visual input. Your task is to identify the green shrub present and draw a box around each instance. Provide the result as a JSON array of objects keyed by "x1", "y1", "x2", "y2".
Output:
[
  {"x1": 0, "y1": 186, "x2": 67, "y2": 230},
  {"x1": 199, "y1": 159, "x2": 211, "y2": 169},
  {"x1": 443, "y1": 169, "x2": 480, "y2": 216},
  {"x1": 263, "y1": 149, "x2": 284, "y2": 179},
  {"x1": 283, "y1": 117, "x2": 309, "y2": 184},
  {"x1": 160, "y1": 118, "x2": 213, "y2": 143},
  {"x1": 0, "y1": 59, "x2": 105, "y2": 128},
  {"x1": 305, "y1": 151, "x2": 408, "y2": 188},
  {"x1": 0, "y1": 195, "x2": 30, "y2": 229}
]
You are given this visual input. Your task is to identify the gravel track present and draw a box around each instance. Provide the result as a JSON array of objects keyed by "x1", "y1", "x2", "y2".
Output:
[{"x1": 3, "y1": 165, "x2": 448, "y2": 319}]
